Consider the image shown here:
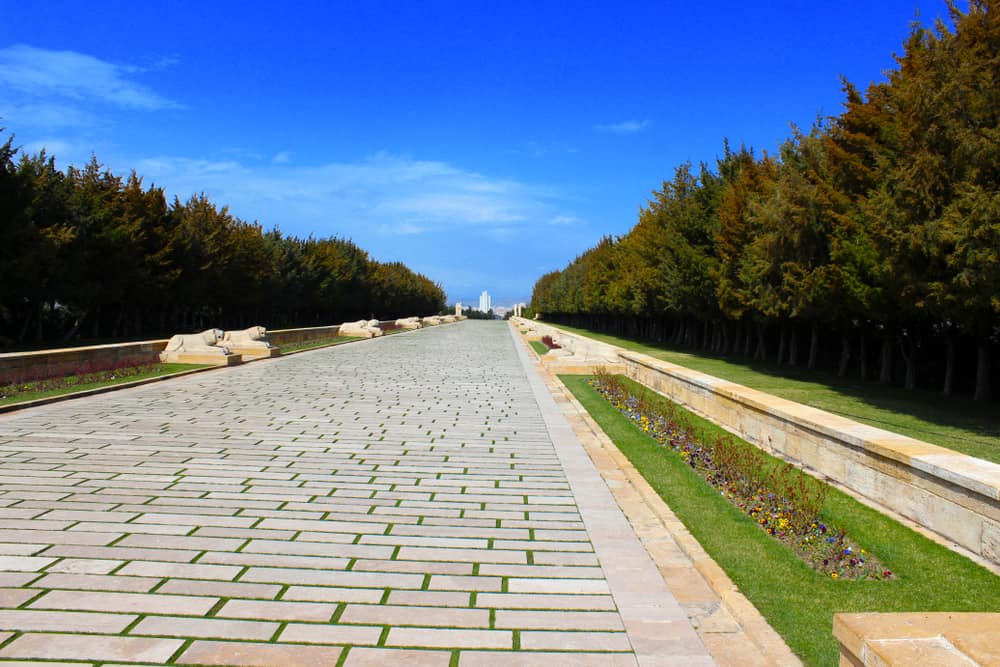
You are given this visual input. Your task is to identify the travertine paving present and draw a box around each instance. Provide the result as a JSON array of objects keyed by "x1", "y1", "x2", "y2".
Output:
[{"x1": 0, "y1": 321, "x2": 712, "y2": 665}]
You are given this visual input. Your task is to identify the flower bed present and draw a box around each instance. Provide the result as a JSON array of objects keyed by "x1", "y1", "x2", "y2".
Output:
[
  {"x1": 541, "y1": 335, "x2": 561, "y2": 350},
  {"x1": 591, "y1": 371, "x2": 891, "y2": 581},
  {"x1": 0, "y1": 358, "x2": 161, "y2": 401}
]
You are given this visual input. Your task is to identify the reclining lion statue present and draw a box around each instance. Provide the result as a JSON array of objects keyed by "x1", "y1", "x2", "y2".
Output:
[
  {"x1": 395, "y1": 317, "x2": 422, "y2": 329},
  {"x1": 339, "y1": 319, "x2": 383, "y2": 338},
  {"x1": 222, "y1": 325, "x2": 273, "y2": 349},
  {"x1": 162, "y1": 328, "x2": 229, "y2": 355}
]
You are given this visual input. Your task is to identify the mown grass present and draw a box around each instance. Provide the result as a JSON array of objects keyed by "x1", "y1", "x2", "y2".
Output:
[
  {"x1": 280, "y1": 336, "x2": 363, "y2": 353},
  {"x1": 529, "y1": 340, "x2": 549, "y2": 356},
  {"x1": 0, "y1": 363, "x2": 207, "y2": 406},
  {"x1": 560, "y1": 374, "x2": 1000, "y2": 667},
  {"x1": 555, "y1": 323, "x2": 1000, "y2": 464}
]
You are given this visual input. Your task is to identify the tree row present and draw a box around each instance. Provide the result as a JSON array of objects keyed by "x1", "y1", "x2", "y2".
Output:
[
  {"x1": 0, "y1": 139, "x2": 447, "y2": 346},
  {"x1": 532, "y1": 1, "x2": 998, "y2": 400}
]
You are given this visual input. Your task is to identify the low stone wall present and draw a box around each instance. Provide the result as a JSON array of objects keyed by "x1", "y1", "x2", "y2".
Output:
[
  {"x1": 1, "y1": 318, "x2": 448, "y2": 385},
  {"x1": 527, "y1": 321, "x2": 1000, "y2": 568},
  {"x1": 620, "y1": 351, "x2": 1000, "y2": 567},
  {"x1": 0, "y1": 340, "x2": 167, "y2": 385},
  {"x1": 834, "y1": 612, "x2": 999, "y2": 665},
  {"x1": 267, "y1": 325, "x2": 341, "y2": 347}
]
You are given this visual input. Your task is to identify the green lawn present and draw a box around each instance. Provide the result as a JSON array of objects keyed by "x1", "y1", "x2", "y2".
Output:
[
  {"x1": 0, "y1": 363, "x2": 207, "y2": 407},
  {"x1": 555, "y1": 323, "x2": 1000, "y2": 464},
  {"x1": 560, "y1": 374, "x2": 1000, "y2": 666},
  {"x1": 529, "y1": 340, "x2": 549, "y2": 356}
]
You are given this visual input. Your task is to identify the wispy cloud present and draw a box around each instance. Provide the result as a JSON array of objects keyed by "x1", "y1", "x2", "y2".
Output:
[
  {"x1": 131, "y1": 151, "x2": 574, "y2": 240},
  {"x1": 0, "y1": 44, "x2": 181, "y2": 110},
  {"x1": 271, "y1": 151, "x2": 292, "y2": 164},
  {"x1": 594, "y1": 119, "x2": 650, "y2": 134}
]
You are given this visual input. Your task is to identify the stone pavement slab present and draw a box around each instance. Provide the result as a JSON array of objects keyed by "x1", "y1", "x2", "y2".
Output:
[{"x1": 0, "y1": 321, "x2": 716, "y2": 665}]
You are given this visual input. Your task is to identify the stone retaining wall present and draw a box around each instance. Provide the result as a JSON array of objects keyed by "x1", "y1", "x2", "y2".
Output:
[
  {"x1": 620, "y1": 351, "x2": 1000, "y2": 567},
  {"x1": 0, "y1": 319, "x2": 436, "y2": 385},
  {"x1": 520, "y1": 320, "x2": 1000, "y2": 568},
  {"x1": 267, "y1": 325, "x2": 341, "y2": 347},
  {"x1": 0, "y1": 340, "x2": 167, "y2": 385}
]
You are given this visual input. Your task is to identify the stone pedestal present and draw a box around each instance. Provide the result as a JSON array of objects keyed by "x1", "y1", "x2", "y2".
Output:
[
  {"x1": 228, "y1": 347, "x2": 280, "y2": 360},
  {"x1": 159, "y1": 350, "x2": 243, "y2": 366},
  {"x1": 834, "y1": 612, "x2": 1000, "y2": 666}
]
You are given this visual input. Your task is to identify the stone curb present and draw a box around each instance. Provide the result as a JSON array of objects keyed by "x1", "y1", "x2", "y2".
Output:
[{"x1": 513, "y1": 325, "x2": 801, "y2": 666}]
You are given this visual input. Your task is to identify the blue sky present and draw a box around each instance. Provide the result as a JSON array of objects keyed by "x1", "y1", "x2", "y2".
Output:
[{"x1": 0, "y1": 1, "x2": 946, "y2": 307}]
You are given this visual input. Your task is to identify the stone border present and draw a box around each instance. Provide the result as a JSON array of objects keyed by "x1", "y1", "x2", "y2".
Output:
[
  {"x1": 514, "y1": 326, "x2": 801, "y2": 666},
  {"x1": 618, "y1": 351, "x2": 1000, "y2": 570},
  {"x1": 519, "y1": 321, "x2": 1000, "y2": 570},
  {"x1": 0, "y1": 364, "x2": 225, "y2": 415},
  {"x1": 509, "y1": 326, "x2": 717, "y2": 665}
]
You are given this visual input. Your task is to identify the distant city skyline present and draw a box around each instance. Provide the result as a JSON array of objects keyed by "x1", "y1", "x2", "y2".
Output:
[{"x1": 478, "y1": 291, "x2": 492, "y2": 314}]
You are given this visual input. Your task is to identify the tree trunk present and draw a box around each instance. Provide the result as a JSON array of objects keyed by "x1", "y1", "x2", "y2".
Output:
[
  {"x1": 974, "y1": 339, "x2": 991, "y2": 401},
  {"x1": 807, "y1": 322, "x2": 820, "y2": 370},
  {"x1": 942, "y1": 334, "x2": 955, "y2": 397},
  {"x1": 754, "y1": 322, "x2": 767, "y2": 361},
  {"x1": 788, "y1": 325, "x2": 799, "y2": 366},
  {"x1": 777, "y1": 323, "x2": 788, "y2": 365},
  {"x1": 899, "y1": 334, "x2": 918, "y2": 390},
  {"x1": 62, "y1": 310, "x2": 88, "y2": 342},
  {"x1": 36, "y1": 301, "x2": 44, "y2": 342},
  {"x1": 17, "y1": 308, "x2": 32, "y2": 343},
  {"x1": 91, "y1": 304, "x2": 101, "y2": 339},
  {"x1": 838, "y1": 334, "x2": 851, "y2": 377},
  {"x1": 879, "y1": 336, "x2": 893, "y2": 384},
  {"x1": 859, "y1": 334, "x2": 869, "y2": 382}
]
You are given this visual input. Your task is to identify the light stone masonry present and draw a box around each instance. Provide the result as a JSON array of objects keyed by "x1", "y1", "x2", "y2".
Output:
[{"x1": 0, "y1": 320, "x2": 714, "y2": 665}]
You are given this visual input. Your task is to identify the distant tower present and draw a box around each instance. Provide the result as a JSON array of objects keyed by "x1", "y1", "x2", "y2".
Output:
[{"x1": 479, "y1": 290, "x2": 491, "y2": 313}]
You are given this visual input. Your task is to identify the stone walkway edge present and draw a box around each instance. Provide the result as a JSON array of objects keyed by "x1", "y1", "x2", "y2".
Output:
[
  {"x1": 511, "y1": 325, "x2": 801, "y2": 666},
  {"x1": 510, "y1": 327, "x2": 715, "y2": 666}
]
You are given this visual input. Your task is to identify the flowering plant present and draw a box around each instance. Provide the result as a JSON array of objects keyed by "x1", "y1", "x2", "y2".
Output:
[{"x1": 590, "y1": 370, "x2": 892, "y2": 581}]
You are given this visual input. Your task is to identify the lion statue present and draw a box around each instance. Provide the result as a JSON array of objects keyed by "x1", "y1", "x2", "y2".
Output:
[
  {"x1": 422, "y1": 316, "x2": 442, "y2": 326},
  {"x1": 162, "y1": 328, "x2": 229, "y2": 355},
  {"x1": 222, "y1": 325, "x2": 272, "y2": 349},
  {"x1": 395, "y1": 317, "x2": 422, "y2": 329},
  {"x1": 339, "y1": 320, "x2": 383, "y2": 338}
]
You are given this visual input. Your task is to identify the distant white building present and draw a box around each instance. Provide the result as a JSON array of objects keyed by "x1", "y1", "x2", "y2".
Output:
[{"x1": 478, "y1": 290, "x2": 491, "y2": 313}]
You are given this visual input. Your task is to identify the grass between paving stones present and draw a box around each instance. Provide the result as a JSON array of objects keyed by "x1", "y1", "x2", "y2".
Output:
[
  {"x1": 0, "y1": 362, "x2": 208, "y2": 406},
  {"x1": 281, "y1": 336, "x2": 363, "y2": 353},
  {"x1": 529, "y1": 341, "x2": 549, "y2": 356},
  {"x1": 560, "y1": 374, "x2": 1000, "y2": 667},
  {"x1": 554, "y1": 323, "x2": 1000, "y2": 464}
]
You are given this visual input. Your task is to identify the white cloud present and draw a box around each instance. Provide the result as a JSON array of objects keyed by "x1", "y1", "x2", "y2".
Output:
[
  {"x1": 595, "y1": 119, "x2": 650, "y2": 134},
  {"x1": 272, "y1": 151, "x2": 292, "y2": 164},
  {"x1": 129, "y1": 151, "x2": 574, "y2": 238},
  {"x1": 548, "y1": 214, "x2": 580, "y2": 226},
  {"x1": 0, "y1": 44, "x2": 181, "y2": 110},
  {"x1": 0, "y1": 102, "x2": 99, "y2": 130}
]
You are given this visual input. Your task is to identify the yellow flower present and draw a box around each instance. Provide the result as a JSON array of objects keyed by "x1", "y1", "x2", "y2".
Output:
[{"x1": 831, "y1": 572, "x2": 838, "y2": 579}]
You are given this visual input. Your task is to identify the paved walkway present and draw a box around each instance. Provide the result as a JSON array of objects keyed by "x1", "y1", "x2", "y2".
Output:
[{"x1": 0, "y1": 321, "x2": 713, "y2": 666}]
